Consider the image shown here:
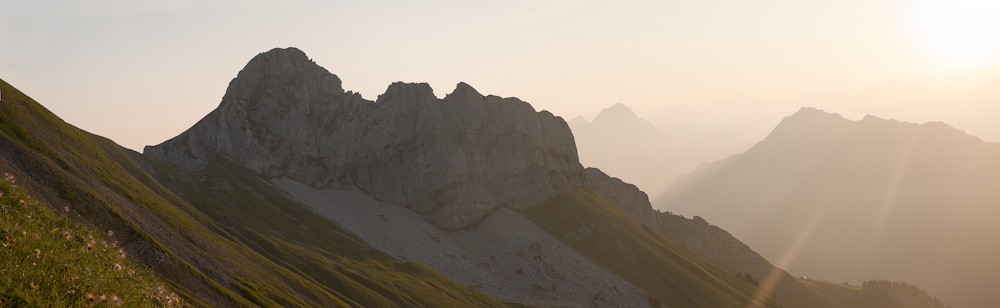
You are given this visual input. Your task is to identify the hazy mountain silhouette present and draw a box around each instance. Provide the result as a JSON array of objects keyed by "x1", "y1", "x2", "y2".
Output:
[
  {"x1": 656, "y1": 107, "x2": 1000, "y2": 308},
  {"x1": 570, "y1": 103, "x2": 754, "y2": 195}
]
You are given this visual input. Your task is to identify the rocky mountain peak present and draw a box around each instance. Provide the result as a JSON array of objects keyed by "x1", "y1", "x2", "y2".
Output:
[
  {"x1": 446, "y1": 82, "x2": 482, "y2": 99},
  {"x1": 241, "y1": 47, "x2": 312, "y2": 77},
  {"x1": 227, "y1": 47, "x2": 344, "y2": 101},
  {"x1": 146, "y1": 48, "x2": 590, "y2": 229},
  {"x1": 379, "y1": 82, "x2": 434, "y2": 101}
]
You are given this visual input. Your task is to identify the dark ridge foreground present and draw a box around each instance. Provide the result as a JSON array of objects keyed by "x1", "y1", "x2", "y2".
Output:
[{"x1": 1, "y1": 77, "x2": 526, "y2": 307}]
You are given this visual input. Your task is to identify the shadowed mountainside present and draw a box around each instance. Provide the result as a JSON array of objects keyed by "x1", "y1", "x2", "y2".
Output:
[{"x1": 586, "y1": 168, "x2": 823, "y2": 307}]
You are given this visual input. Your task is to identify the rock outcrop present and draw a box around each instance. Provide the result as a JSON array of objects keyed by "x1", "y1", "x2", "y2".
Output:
[{"x1": 145, "y1": 47, "x2": 590, "y2": 229}]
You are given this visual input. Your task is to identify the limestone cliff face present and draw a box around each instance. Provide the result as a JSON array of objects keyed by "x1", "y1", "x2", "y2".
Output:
[
  {"x1": 145, "y1": 47, "x2": 590, "y2": 229},
  {"x1": 585, "y1": 167, "x2": 821, "y2": 305}
]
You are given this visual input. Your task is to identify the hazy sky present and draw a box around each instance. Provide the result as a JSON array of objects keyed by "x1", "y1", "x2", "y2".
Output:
[{"x1": 2, "y1": 0, "x2": 999, "y2": 150}]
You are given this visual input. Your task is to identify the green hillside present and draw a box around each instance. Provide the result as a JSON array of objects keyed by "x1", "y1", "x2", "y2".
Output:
[
  {"x1": 135, "y1": 154, "x2": 523, "y2": 308},
  {"x1": 0, "y1": 77, "x2": 528, "y2": 307},
  {"x1": 522, "y1": 188, "x2": 785, "y2": 308},
  {"x1": 1, "y1": 175, "x2": 186, "y2": 307}
]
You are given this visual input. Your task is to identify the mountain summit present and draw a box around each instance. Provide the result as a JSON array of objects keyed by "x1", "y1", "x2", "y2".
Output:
[
  {"x1": 146, "y1": 47, "x2": 590, "y2": 229},
  {"x1": 144, "y1": 47, "x2": 789, "y2": 307}
]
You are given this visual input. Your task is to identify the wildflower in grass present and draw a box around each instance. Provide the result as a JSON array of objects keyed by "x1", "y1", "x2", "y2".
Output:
[
  {"x1": 107, "y1": 230, "x2": 113, "y2": 236},
  {"x1": 113, "y1": 263, "x2": 122, "y2": 271},
  {"x1": 63, "y1": 231, "x2": 73, "y2": 240},
  {"x1": 35, "y1": 248, "x2": 41, "y2": 258},
  {"x1": 118, "y1": 248, "x2": 126, "y2": 258},
  {"x1": 155, "y1": 286, "x2": 165, "y2": 295},
  {"x1": 100, "y1": 293, "x2": 108, "y2": 303},
  {"x1": 84, "y1": 292, "x2": 95, "y2": 301},
  {"x1": 19, "y1": 200, "x2": 25, "y2": 206}
]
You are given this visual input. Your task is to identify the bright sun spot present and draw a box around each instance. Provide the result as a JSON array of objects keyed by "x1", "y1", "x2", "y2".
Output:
[{"x1": 917, "y1": 0, "x2": 1000, "y2": 68}]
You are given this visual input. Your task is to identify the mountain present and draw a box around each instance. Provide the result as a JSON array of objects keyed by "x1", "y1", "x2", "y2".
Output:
[
  {"x1": 569, "y1": 103, "x2": 753, "y2": 195},
  {"x1": 1, "y1": 47, "x2": 951, "y2": 308},
  {"x1": 1, "y1": 74, "x2": 535, "y2": 307},
  {"x1": 145, "y1": 47, "x2": 785, "y2": 307},
  {"x1": 145, "y1": 48, "x2": 588, "y2": 230},
  {"x1": 656, "y1": 107, "x2": 999, "y2": 308}
]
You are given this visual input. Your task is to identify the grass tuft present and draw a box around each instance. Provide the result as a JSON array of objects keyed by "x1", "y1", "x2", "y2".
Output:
[{"x1": 0, "y1": 173, "x2": 181, "y2": 307}]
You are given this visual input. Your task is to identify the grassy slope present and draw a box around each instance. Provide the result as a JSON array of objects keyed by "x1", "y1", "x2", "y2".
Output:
[
  {"x1": 0, "y1": 78, "x2": 242, "y2": 307},
  {"x1": 0, "y1": 77, "x2": 527, "y2": 307},
  {"x1": 0, "y1": 177, "x2": 183, "y2": 307},
  {"x1": 138, "y1": 154, "x2": 525, "y2": 308},
  {"x1": 796, "y1": 279, "x2": 951, "y2": 308},
  {"x1": 522, "y1": 188, "x2": 785, "y2": 308}
]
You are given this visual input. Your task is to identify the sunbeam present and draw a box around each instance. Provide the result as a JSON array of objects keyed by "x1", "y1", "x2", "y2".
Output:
[
  {"x1": 747, "y1": 205, "x2": 828, "y2": 308},
  {"x1": 864, "y1": 131, "x2": 920, "y2": 262}
]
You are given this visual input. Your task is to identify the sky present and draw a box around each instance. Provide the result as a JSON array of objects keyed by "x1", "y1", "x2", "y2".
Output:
[{"x1": 1, "y1": 0, "x2": 999, "y2": 151}]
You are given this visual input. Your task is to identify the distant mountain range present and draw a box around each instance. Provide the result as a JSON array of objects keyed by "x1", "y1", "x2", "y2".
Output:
[
  {"x1": 656, "y1": 107, "x2": 1000, "y2": 308},
  {"x1": 0, "y1": 47, "x2": 953, "y2": 308},
  {"x1": 569, "y1": 103, "x2": 754, "y2": 195}
]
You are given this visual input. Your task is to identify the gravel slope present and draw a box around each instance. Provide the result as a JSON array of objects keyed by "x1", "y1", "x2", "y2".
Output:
[{"x1": 273, "y1": 178, "x2": 649, "y2": 308}]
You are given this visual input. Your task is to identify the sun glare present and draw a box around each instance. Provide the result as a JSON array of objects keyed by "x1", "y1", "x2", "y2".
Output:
[{"x1": 916, "y1": 0, "x2": 1000, "y2": 68}]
